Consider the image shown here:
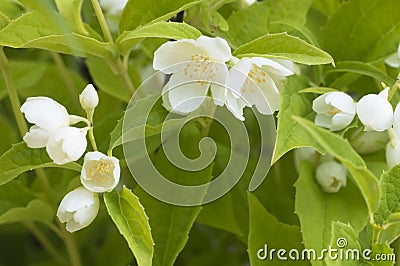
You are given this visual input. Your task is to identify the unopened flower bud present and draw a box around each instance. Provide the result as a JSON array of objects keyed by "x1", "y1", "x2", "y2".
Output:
[
  {"x1": 79, "y1": 84, "x2": 99, "y2": 112},
  {"x1": 315, "y1": 161, "x2": 347, "y2": 193}
]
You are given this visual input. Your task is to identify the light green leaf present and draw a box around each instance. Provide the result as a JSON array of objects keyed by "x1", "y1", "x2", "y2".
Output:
[
  {"x1": 223, "y1": 0, "x2": 312, "y2": 47},
  {"x1": 200, "y1": 8, "x2": 229, "y2": 33},
  {"x1": 117, "y1": 21, "x2": 202, "y2": 55},
  {"x1": 378, "y1": 222, "x2": 400, "y2": 244},
  {"x1": 323, "y1": 0, "x2": 400, "y2": 62},
  {"x1": 272, "y1": 76, "x2": 325, "y2": 163},
  {"x1": 0, "y1": 10, "x2": 10, "y2": 29},
  {"x1": 0, "y1": 142, "x2": 81, "y2": 185},
  {"x1": 326, "y1": 61, "x2": 394, "y2": 86},
  {"x1": 0, "y1": 11, "x2": 117, "y2": 58},
  {"x1": 293, "y1": 116, "x2": 380, "y2": 214},
  {"x1": 295, "y1": 161, "x2": 368, "y2": 265},
  {"x1": 369, "y1": 243, "x2": 395, "y2": 266},
  {"x1": 312, "y1": 0, "x2": 343, "y2": 17},
  {"x1": 248, "y1": 193, "x2": 307, "y2": 265},
  {"x1": 234, "y1": 33, "x2": 334, "y2": 65},
  {"x1": 104, "y1": 186, "x2": 154, "y2": 266},
  {"x1": 299, "y1": 87, "x2": 338, "y2": 94},
  {"x1": 0, "y1": 182, "x2": 54, "y2": 225},
  {"x1": 119, "y1": 0, "x2": 202, "y2": 31},
  {"x1": 54, "y1": 0, "x2": 87, "y2": 35},
  {"x1": 325, "y1": 222, "x2": 362, "y2": 266},
  {"x1": 374, "y1": 165, "x2": 400, "y2": 224}
]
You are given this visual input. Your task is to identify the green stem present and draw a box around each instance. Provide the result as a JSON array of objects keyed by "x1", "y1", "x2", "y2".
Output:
[
  {"x1": 0, "y1": 47, "x2": 28, "y2": 135},
  {"x1": 90, "y1": 0, "x2": 113, "y2": 43},
  {"x1": 389, "y1": 72, "x2": 400, "y2": 101},
  {"x1": 371, "y1": 223, "x2": 382, "y2": 244},
  {"x1": 62, "y1": 227, "x2": 82, "y2": 266},
  {"x1": 87, "y1": 110, "x2": 98, "y2": 151},
  {"x1": 110, "y1": 59, "x2": 135, "y2": 93},
  {"x1": 24, "y1": 222, "x2": 66, "y2": 265}
]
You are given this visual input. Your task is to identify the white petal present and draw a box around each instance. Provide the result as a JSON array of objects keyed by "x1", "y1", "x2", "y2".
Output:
[
  {"x1": 312, "y1": 94, "x2": 330, "y2": 114},
  {"x1": 331, "y1": 113, "x2": 354, "y2": 131},
  {"x1": 357, "y1": 94, "x2": 393, "y2": 132},
  {"x1": 351, "y1": 130, "x2": 388, "y2": 155},
  {"x1": 394, "y1": 102, "x2": 400, "y2": 136},
  {"x1": 252, "y1": 57, "x2": 294, "y2": 76},
  {"x1": 20, "y1": 97, "x2": 69, "y2": 131},
  {"x1": 325, "y1": 92, "x2": 356, "y2": 114},
  {"x1": 23, "y1": 126, "x2": 51, "y2": 148},
  {"x1": 153, "y1": 39, "x2": 200, "y2": 74},
  {"x1": 57, "y1": 187, "x2": 97, "y2": 214},
  {"x1": 225, "y1": 90, "x2": 246, "y2": 121},
  {"x1": 46, "y1": 127, "x2": 87, "y2": 165},
  {"x1": 385, "y1": 53, "x2": 400, "y2": 68},
  {"x1": 195, "y1": 36, "x2": 232, "y2": 62},
  {"x1": 227, "y1": 58, "x2": 254, "y2": 94},
  {"x1": 245, "y1": 73, "x2": 280, "y2": 115},
  {"x1": 379, "y1": 87, "x2": 390, "y2": 99},
  {"x1": 315, "y1": 114, "x2": 333, "y2": 129},
  {"x1": 210, "y1": 85, "x2": 226, "y2": 106},
  {"x1": 167, "y1": 71, "x2": 209, "y2": 113},
  {"x1": 386, "y1": 142, "x2": 400, "y2": 169}
]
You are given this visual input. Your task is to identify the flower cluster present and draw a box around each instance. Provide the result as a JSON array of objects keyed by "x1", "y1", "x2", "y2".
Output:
[
  {"x1": 294, "y1": 147, "x2": 347, "y2": 193},
  {"x1": 312, "y1": 84, "x2": 400, "y2": 169},
  {"x1": 153, "y1": 36, "x2": 295, "y2": 121},
  {"x1": 21, "y1": 85, "x2": 121, "y2": 233}
]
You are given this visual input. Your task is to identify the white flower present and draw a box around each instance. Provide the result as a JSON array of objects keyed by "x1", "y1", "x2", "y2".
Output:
[
  {"x1": 21, "y1": 97, "x2": 70, "y2": 148},
  {"x1": 350, "y1": 130, "x2": 388, "y2": 155},
  {"x1": 79, "y1": 84, "x2": 99, "y2": 112},
  {"x1": 384, "y1": 44, "x2": 400, "y2": 68},
  {"x1": 227, "y1": 57, "x2": 294, "y2": 115},
  {"x1": 80, "y1": 151, "x2": 120, "y2": 193},
  {"x1": 386, "y1": 103, "x2": 400, "y2": 168},
  {"x1": 293, "y1": 147, "x2": 334, "y2": 173},
  {"x1": 357, "y1": 88, "x2": 393, "y2": 132},
  {"x1": 57, "y1": 187, "x2": 99, "y2": 233},
  {"x1": 315, "y1": 161, "x2": 347, "y2": 193},
  {"x1": 46, "y1": 127, "x2": 88, "y2": 165},
  {"x1": 99, "y1": 0, "x2": 128, "y2": 15},
  {"x1": 312, "y1": 92, "x2": 356, "y2": 131},
  {"x1": 154, "y1": 36, "x2": 232, "y2": 114}
]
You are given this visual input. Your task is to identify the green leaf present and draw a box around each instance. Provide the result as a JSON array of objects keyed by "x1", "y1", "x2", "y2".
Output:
[
  {"x1": 322, "y1": 0, "x2": 400, "y2": 62},
  {"x1": 0, "y1": 11, "x2": 117, "y2": 58},
  {"x1": 295, "y1": 161, "x2": 368, "y2": 265},
  {"x1": 117, "y1": 22, "x2": 202, "y2": 55},
  {"x1": 234, "y1": 33, "x2": 334, "y2": 65},
  {"x1": 299, "y1": 87, "x2": 338, "y2": 94},
  {"x1": 248, "y1": 193, "x2": 307, "y2": 265},
  {"x1": 374, "y1": 165, "x2": 400, "y2": 224},
  {"x1": 312, "y1": 0, "x2": 343, "y2": 17},
  {"x1": 0, "y1": 10, "x2": 10, "y2": 29},
  {"x1": 0, "y1": 142, "x2": 81, "y2": 185},
  {"x1": 200, "y1": 8, "x2": 228, "y2": 33},
  {"x1": 223, "y1": 0, "x2": 312, "y2": 47},
  {"x1": 369, "y1": 243, "x2": 396, "y2": 266},
  {"x1": 325, "y1": 222, "x2": 362, "y2": 266},
  {"x1": 85, "y1": 58, "x2": 135, "y2": 102},
  {"x1": 325, "y1": 61, "x2": 394, "y2": 86},
  {"x1": 0, "y1": 182, "x2": 54, "y2": 225},
  {"x1": 104, "y1": 186, "x2": 154, "y2": 266},
  {"x1": 134, "y1": 122, "x2": 213, "y2": 266},
  {"x1": 272, "y1": 76, "x2": 325, "y2": 163},
  {"x1": 119, "y1": 0, "x2": 202, "y2": 31},
  {"x1": 293, "y1": 116, "x2": 380, "y2": 214},
  {"x1": 54, "y1": 0, "x2": 87, "y2": 35}
]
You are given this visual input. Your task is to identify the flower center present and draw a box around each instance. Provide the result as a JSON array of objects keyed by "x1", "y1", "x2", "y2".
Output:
[
  {"x1": 241, "y1": 65, "x2": 268, "y2": 93},
  {"x1": 326, "y1": 105, "x2": 341, "y2": 116},
  {"x1": 329, "y1": 176, "x2": 341, "y2": 189},
  {"x1": 183, "y1": 53, "x2": 218, "y2": 86},
  {"x1": 87, "y1": 159, "x2": 114, "y2": 186}
]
